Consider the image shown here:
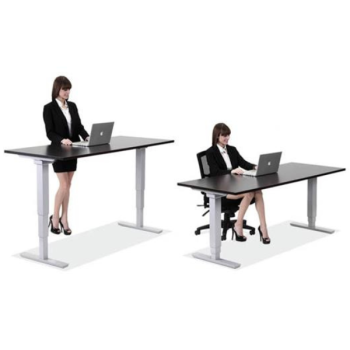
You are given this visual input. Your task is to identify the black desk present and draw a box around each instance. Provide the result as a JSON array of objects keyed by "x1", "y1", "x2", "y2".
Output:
[
  {"x1": 5, "y1": 136, "x2": 174, "y2": 268},
  {"x1": 178, "y1": 162, "x2": 346, "y2": 269}
]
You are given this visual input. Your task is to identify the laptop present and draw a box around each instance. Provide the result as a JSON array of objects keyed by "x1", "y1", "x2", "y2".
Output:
[
  {"x1": 72, "y1": 122, "x2": 114, "y2": 147},
  {"x1": 242, "y1": 152, "x2": 282, "y2": 177}
]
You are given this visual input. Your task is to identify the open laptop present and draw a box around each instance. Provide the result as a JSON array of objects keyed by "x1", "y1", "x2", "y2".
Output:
[
  {"x1": 242, "y1": 152, "x2": 282, "y2": 177},
  {"x1": 72, "y1": 122, "x2": 114, "y2": 147}
]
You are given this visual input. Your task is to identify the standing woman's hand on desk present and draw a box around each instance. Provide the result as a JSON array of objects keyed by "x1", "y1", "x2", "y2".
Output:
[
  {"x1": 231, "y1": 168, "x2": 244, "y2": 175},
  {"x1": 61, "y1": 139, "x2": 72, "y2": 146}
]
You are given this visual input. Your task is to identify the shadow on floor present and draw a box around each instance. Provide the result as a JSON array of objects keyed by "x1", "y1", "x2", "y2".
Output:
[
  {"x1": 14, "y1": 221, "x2": 169, "y2": 270},
  {"x1": 187, "y1": 221, "x2": 337, "y2": 269}
]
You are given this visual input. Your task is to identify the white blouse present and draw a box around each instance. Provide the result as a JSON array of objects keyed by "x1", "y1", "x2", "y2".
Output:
[
  {"x1": 56, "y1": 98, "x2": 72, "y2": 137},
  {"x1": 217, "y1": 144, "x2": 232, "y2": 170}
]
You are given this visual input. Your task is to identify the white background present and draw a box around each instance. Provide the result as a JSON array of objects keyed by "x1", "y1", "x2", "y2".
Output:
[{"x1": 1, "y1": 1, "x2": 349, "y2": 349}]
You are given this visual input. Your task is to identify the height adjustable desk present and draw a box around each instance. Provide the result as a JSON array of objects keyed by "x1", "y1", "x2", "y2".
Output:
[
  {"x1": 5, "y1": 136, "x2": 174, "y2": 268},
  {"x1": 178, "y1": 163, "x2": 345, "y2": 269}
]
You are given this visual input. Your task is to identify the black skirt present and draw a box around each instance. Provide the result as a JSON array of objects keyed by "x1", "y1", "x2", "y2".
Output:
[
  {"x1": 52, "y1": 159, "x2": 77, "y2": 173},
  {"x1": 221, "y1": 195, "x2": 255, "y2": 209}
]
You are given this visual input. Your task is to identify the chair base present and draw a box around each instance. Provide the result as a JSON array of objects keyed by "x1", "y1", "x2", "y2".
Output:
[
  {"x1": 195, "y1": 218, "x2": 255, "y2": 240},
  {"x1": 195, "y1": 224, "x2": 210, "y2": 235}
]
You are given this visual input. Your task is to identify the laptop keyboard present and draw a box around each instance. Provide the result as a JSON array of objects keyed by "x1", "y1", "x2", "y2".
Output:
[
  {"x1": 243, "y1": 170, "x2": 257, "y2": 177},
  {"x1": 72, "y1": 141, "x2": 88, "y2": 147}
]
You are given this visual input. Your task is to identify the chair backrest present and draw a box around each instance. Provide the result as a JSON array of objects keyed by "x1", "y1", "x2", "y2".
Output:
[
  {"x1": 197, "y1": 151, "x2": 210, "y2": 179},
  {"x1": 196, "y1": 150, "x2": 238, "y2": 215}
]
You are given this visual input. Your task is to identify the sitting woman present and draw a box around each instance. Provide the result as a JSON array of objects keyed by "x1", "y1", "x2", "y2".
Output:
[{"x1": 206, "y1": 123, "x2": 271, "y2": 244}]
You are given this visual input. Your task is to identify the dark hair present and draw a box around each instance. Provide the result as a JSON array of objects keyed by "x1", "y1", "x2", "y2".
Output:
[
  {"x1": 51, "y1": 76, "x2": 72, "y2": 100},
  {"x1": 212, "y1": 123, "x2": 231, "y2": 146}
]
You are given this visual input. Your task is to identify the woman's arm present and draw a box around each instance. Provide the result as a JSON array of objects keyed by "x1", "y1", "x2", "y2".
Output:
[
  {"x1": 72, "y1": 103, "x2": 89, "y2": 140},
  {"x1": 236, "y1": 149, "x2": 256, "y2": 170},
  {"x1": 206, "y1": 148, "x2": 231, "y2": 176},
  {"x1": 43, "y1": 105, "x2": 64, "y2": 144}
]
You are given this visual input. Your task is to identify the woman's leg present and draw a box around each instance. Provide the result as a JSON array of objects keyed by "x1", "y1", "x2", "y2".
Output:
[
  {"x1": 231, "y1": 192, "x2": 255, "y2": 236},
  {"x1": 53, "y1": 173, "x2": 70, "y2": 228},
  {"x1": 254, "y1": 190, "x2": 270, "y2": 240},
  {"x1": 227, "y1": 193, "x2": 255, "y2": 236},
  {"x1": 60, "y1": 171, "x2": 75, "y2": 229}
]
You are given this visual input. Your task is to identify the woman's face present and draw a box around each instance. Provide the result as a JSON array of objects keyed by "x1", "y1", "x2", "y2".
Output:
[
  {"x1": 218, "y1": 133, "x2": 230, "y2": 146},
  {"x1": 58, "y1": 87, "x2": 70, "y2": 101}
]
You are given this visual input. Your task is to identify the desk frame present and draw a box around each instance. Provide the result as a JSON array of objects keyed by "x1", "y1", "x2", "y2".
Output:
[
  {"x1": 20, "y1": 147, "x2": 161, "y2": 269},
  {"x1": 118, "y1": 148, "x2": 162, "y2": 233},
  {"x1": 192, "y1": 176, "x2": 335, "y2": 269},
  {"x1": 290, "y1": 177, "x2": 334, "y2": 233},
  {"x1": 192, "y1": 192, "x2": 241, "y2": 269}
]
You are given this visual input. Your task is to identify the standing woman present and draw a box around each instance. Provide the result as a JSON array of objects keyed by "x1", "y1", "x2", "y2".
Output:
[
  {"x1": 206, "y1": 123, "x2": 271, "y2": 244},
  {"x1": 43, "y1": 76, "x2": 89, "y2": 235}
]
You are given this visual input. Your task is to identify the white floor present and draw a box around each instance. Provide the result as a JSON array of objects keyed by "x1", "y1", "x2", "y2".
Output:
[
  {"x1": 2, "y1": 218, "x2": 350, "y2": 350},
  {"x1": 192, "y1": 221, "x2": 336, "y2": 268},
  {"x1": 16, "y1": 222, "x2": 169, "y2": 270}
]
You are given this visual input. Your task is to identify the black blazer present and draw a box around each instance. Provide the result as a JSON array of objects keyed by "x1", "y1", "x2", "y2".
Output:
[
  {"x1": 43, "y1": 100, "x2": 89, "y2": 145},
  {"x1": 206, "y1": 144, "x2": 256, "y2": 177}
]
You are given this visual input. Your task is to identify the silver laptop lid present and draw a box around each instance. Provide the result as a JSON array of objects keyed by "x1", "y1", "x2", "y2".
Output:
[
  {"x1": 256, "y1": 152, "x2": 282, "y2": 176},
  {"x1": 88, "y1": 122, "x2": 114, "y2": 146}
]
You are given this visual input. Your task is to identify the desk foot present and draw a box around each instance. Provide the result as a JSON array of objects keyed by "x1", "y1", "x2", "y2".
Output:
[
  {"x1": 118, "y1": 221, "x2": 162, "y2": 234},
  {"x1": 290, "y1": 222, "x2": 335, "y2": 234},
  {"x1": 20, "y1": 252, "x2": 69, "y2": 269},
  {"x1": 192, "y1": 252, "x2": 241, "y2": 269}
]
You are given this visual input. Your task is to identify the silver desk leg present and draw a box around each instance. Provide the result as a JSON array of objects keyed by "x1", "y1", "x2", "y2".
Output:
[
  {"x1": 193, "y1": 193, "x2": 241, "y2": 269},
  {"x1": 118, "y1": 148, "x2": 162, "y2": 234},
  {"x1": 290, "y1": 178, "x2": 335, "y2": 234},
  {"x1": 20, "y1": 159, "x2": 69, "y2": 268}
]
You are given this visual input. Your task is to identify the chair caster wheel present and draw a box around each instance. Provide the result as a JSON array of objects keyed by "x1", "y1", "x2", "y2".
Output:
[
  {"x1": 195, "y1": 230, "x2": 200, "y2": 235},
  {"x1": 221, "y1": 234, "x2": 227, "y2": 241},
  {"x1": 250, "y1": 229, "x2": 255, "y2": 235}
]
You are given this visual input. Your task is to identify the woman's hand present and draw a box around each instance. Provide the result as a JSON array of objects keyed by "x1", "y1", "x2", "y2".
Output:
[
  {"x1": 231, "y1": 168, "x2": 244, "y2": 175},
  {"x1": 61, "y1": 139, "x2": 73, "y2": 146}
]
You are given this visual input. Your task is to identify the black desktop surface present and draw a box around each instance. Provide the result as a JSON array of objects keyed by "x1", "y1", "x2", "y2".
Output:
[
  {"x1": 4, "y1": 136, "x2": 174, "y2": 161},
  {"x1": 178, "y1": 163, "x2": 346, "y2": 195}
]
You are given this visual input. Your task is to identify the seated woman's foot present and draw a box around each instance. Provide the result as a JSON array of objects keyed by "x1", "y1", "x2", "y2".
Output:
[
  {"x1": 258, "y1": 226, "x2": 270, "y2": 244},
  {"x1": 233, "y1": 224, "x2": 247, "y2": 242}
]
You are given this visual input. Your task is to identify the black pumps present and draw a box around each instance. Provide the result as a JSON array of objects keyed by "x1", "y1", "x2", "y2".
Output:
[
  {"x1": 48, "y1": 215, "x2": 72, "y2": 235},
  {"x1": 258, "y1": 226, "x2": 271, "y2": 244},
  {"x1": 232, "y1": 227, "x2": 247, "y2": 242},
  {"x1": 232, "y1": 225, "x2": 271, "y2": 244},
  {"x1": 59, "y1": 218, "x2": 72, "y2": 235},
  {"x1": 48, "y1": 215, "x2": 61, "y2": 234}
]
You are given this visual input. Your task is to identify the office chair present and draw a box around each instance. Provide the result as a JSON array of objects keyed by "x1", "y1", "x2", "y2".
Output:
[{"x1": 195, "y1": 151, "x2": 255, "y2": 241}]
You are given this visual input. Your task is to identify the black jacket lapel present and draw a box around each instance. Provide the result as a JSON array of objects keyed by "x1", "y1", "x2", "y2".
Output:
[
  {"x1": 213, "y1": 145, "x2": 228, "y2": 169},
  {"x1": 52, "y1": 99, "x2": 69, "y2": 132}
]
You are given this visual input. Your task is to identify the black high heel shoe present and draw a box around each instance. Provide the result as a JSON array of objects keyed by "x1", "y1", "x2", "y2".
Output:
[
  {"x1": 48, "y1": 215, "x2": 61, "y2": 234},
  {"x1": 258, "y1": 226, "x2": 270, "y2": 244},
  {"x1": 59, "y1": 218, "x2": 72, "y2": 235},
  {"x1": 232, "y1": 227, "x2": 247, "y2": 242}
]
